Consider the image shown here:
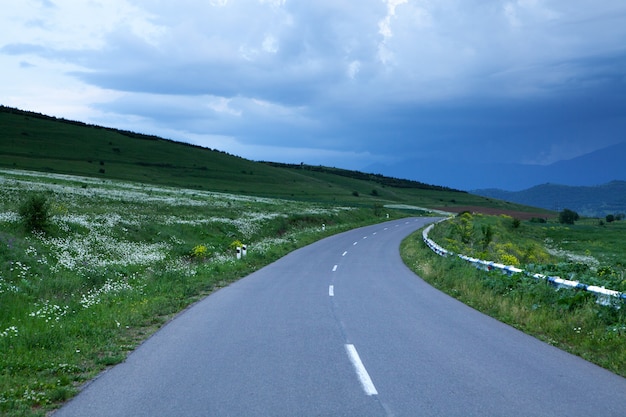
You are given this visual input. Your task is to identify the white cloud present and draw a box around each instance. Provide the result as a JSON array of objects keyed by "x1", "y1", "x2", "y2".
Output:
[
  {"x1": 259, "y1": 0, "x2": 285, "y2": 7},
  {"x1": 378, "y1": 0, "x2": 408, "y2": 39},
  {"x1": 1, "y1": 0, "x2": 625, "y2": 184},
  {"x1": 347, "y1": 60, "x2": 361, "y2": 79},
  {"x1": 0, "y1": 0, "x2": 164, "y2": 50},
  {"x1": 503, "y1": 0, "x2": 559, "y2": 28},
  {"x1": 262, "y1": 35, "x2": 279, "y2": 53},
  {"x1": 377, "y1": 0, "x2": 408, "y2": 65}
]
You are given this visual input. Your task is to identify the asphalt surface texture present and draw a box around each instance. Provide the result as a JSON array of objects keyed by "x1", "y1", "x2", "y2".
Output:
[{"x1": 54, "y1": 217, "x2": 626, "y2": 416}]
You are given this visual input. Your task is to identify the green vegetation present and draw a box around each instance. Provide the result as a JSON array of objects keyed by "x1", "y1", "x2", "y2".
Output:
[
  {"x1": 428, "y1": 212, "x2": 626, "y2": 291},
  {"x1": 559, "y1": 208, "x2": 580, "y2": 225},
  {"x1": 6, "y1": 105, "x2": 619, "y2": 415},
  {"x1": 0, "y1": 169, "x2": 410, "y2": 416},
  {"x1": 18, "y1": 195, "x2": 51, "y2": 233},
  {"x1": 402, "y1": 213, "x2": 626, "y2": 377},
  {"x1": 0, "y1": 105, "x2": 544, "y2": 213},
  {"x1": 427, "y1": 213, "x2": 555, "y2": 267}
]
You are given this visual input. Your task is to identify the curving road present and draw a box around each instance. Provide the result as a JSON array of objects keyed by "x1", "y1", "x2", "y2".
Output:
[{"x1": 54, "y1": 217, "x2": 626, "y2": 416}]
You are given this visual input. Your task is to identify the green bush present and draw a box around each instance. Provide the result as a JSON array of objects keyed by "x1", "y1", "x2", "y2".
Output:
[
  {"x1": 559, "y1": 208, "x2": 579, "y2": 225},
  {"x1": 18, "y1": 194, "x2": 50, "y2": 232}
]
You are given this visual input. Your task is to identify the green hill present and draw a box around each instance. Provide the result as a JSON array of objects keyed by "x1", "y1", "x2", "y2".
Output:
[{"x1": 0, "y1": 105, "x2": 548, "y2": 214}]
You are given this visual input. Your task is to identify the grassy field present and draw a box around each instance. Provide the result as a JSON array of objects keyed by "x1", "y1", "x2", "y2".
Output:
[
  {"x1": 401, "y1": 213, "x2": 626, "y2": 378},
  {"x1": 0, "y1": 105, "x2": 551, "y2": 214},
  {"x1": 0, "y1": 169, "x2": 423, "y2": 416}
]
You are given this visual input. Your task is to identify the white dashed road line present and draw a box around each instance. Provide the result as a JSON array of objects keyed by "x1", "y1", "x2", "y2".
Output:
[{"x1": 345, "y1": 344, "x2": 378, "y2": 396}]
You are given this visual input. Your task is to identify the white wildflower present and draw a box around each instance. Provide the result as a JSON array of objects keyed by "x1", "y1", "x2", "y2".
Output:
[
  {"x1": 80, "y1": 278, "x2": 134, "y2": 309},
  {"x1": 0, "y1": 326, "x2": 18, "y2": 338},
  {"x1": 0, "y1": 212, "x2": 19, "y2": 222},
  {"x1": 29, "y1": 301, "x2": 70, "y2": 323}
]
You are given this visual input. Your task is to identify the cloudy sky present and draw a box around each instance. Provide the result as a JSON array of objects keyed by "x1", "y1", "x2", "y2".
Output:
[{"x1": 2, "y1": 0, "x2": 625, "y2": 190}]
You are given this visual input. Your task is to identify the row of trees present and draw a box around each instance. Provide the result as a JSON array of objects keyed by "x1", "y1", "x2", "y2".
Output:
[
  {"x1": 605, "y1": 213, "x2": 625, "y2": 223},
  {"x1": 558, "y1": 208, "x2": 625, "y2": 225}
]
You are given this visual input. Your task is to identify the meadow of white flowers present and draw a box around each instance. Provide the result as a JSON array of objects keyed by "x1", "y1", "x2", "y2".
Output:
[
  {"x1": 0, "y1": 168, "x2": 365, "y2": 414},
  {"x1": 0, "y1": 168, "x2": 353, "y2": 334}
]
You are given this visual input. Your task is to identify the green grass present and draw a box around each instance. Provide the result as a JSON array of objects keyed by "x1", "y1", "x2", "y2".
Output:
[
  {"x1": 541, "y1": 218, "x2": 626, "y2": 268},
  {"x1": 427, "y1": 213, "x2": 626, "y2": 291},
  {"x1": 402, "y1": 215, "x2": 626, "y2": 378},
  {"x1": 0, "y1": 169, "x2": 417, "y2": 416},
  {"x1": 0, "y1": 105, "x2": 546, "y2": 213}
]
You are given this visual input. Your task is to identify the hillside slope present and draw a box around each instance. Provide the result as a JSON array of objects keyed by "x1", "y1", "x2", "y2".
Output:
[{"x1": 0, "y1": 105, "x2": 548, "y2": 214}]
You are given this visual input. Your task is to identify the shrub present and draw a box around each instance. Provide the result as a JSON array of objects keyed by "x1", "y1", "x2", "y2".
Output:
[
  {"x1": 229, "y1": 240, "x2": 243, "y2": 250},
  {"x1": 559, "y1": 209, "x2": 579, "y2": 225},
  {"x1": 480, "y1": 225, "x2": 493, "y2": 249},
  {"x1": 373, "y1": 203, "x2": 383, "y2": 217},
  {"x1": 191, "y1": 245, "x2": 209, "y2": 259},
  {"x1": 456, "y1": 212, "x2": 474, "y2": 244},
  {"x1": 18, "y1": 194, "x2": 50, "y2": 232},
  {"x1": 559, "y1": 209, "x2": 580, "y2": 224}
]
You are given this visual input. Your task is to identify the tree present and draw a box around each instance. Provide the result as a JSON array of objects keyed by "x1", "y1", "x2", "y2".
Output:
[
  {"x1": 19, "y1": 194, "x2": 50, "y2": 232},
  {"x1": 558, "y1": 208, "x2": 579, "y2": 225}
]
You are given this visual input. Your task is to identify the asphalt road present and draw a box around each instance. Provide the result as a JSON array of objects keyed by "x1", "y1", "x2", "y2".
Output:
[{"x1": 54, "y1": 217, "x2": 626, "y2": 416}]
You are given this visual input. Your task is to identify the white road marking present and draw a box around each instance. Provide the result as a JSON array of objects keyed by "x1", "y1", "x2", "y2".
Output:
[
  {"x1": 363, "y1": 236, "x2": 367, "y2": 239},
  {"x1": 345, "y1": 344, "x2": 378, "y2": 396},
  {"x1": 372, "y1": 232, "x2": 377, "y2": 235},
  {"x1": 329, "y1": 285, "x2": 334, "y2": 296},
  {"x1": 384, "y1": 227, "x2": 388, "y2": 230},
  {"x1": 332, "y1": 265, "x2": 338, "y2": 272},
  {"x1": 353, "y1": 242, "x2": 358, "y2": 246},
  {"x1": 342, "y1": 251, "x2": 348, "y2": 257}
]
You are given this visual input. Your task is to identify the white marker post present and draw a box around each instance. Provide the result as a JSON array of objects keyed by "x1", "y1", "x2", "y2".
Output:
[
  {"x1": 322, "y1": 223, "x2": 326, "y2": 231},
  {"x1": 236, "y1": 246, "x2": 241, "y2": 260},
  {"x1": 242, "y1": 244, "x2": 247, "y2": 257}
]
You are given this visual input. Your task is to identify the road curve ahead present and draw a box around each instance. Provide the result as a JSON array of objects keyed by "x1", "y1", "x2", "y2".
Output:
[{"x1": 54, "y1": 218, "x2": 626, "y2": 417}]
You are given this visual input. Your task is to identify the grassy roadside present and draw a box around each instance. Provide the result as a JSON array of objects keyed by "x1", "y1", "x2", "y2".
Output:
[
  {"x1": 400, "y1": 217, "x2": 626, "y2": 378},
  {"x1": 0, "y1": 169, "x2": 420, "y2": 417}
]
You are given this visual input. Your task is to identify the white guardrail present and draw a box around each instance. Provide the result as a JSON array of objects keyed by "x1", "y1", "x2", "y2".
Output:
[{"x1": 422, "y1": 223, "x2": 625, "y2": 307}]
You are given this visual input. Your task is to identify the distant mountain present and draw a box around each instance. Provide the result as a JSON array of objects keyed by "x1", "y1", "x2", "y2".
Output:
[
  {"x1": 366, "y1": 142, "x2": 626, "y2": 191},
  {"x1": 472, "y1": 181, "x2": 626, "y2": 218}
]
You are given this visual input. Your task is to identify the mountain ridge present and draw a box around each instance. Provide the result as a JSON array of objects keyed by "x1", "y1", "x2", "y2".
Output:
[
  {"x1": 473, "y1": 181, "x2": 626, "y2": 218},
  {"x1": 365, "y1": 141, "x2": 626, "y2": 191}
]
